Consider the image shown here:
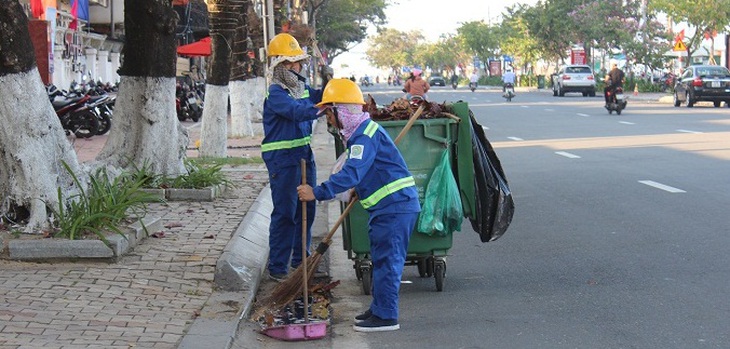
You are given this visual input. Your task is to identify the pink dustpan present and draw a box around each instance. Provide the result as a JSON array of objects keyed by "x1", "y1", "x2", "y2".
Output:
[{"x1": 262, "y1": 321, "x2": 327, "y2": 341}]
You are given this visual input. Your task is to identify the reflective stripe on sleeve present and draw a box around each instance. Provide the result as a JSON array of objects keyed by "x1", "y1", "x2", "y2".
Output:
[{"x1": 360, "y1": 176, "x2": 416, "y2": 209}]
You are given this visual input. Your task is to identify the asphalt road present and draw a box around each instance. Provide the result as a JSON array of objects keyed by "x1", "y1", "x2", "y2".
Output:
[{"x1": 238, "y1": 85, "x2": 730, "y2": 349}]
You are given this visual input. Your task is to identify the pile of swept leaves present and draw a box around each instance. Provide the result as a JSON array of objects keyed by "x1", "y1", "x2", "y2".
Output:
[
  {"x1": 254, "y1": 280, "x2": 340, "y2": 328},
  {"x1": 365, "y1": 95, "x2": 456, "y2": 121}
]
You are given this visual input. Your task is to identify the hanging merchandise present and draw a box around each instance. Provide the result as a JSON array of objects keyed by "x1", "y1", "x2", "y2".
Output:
[
  {"x1": 417, "y1": 150, "x2": 463, "y2": 237},
  {"x1": 468, "y1": 112, "x2": 515, "y2": 242}
]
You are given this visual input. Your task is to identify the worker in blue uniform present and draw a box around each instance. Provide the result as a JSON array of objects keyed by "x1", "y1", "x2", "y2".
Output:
[
  {"x1": 262, "y1": 33, "x2": 331, "y2": 281},
  {"x1": 297, "y1": 79, "x2": 421, "y2": 332}
]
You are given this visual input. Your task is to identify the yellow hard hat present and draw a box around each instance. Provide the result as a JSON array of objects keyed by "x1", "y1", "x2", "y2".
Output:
[
  {"x1": 316, "y1": 79, "x2": 366, "y2": 107},
  {"x1": 267, "y1": 33, "x2": 305, "y2": 57}
]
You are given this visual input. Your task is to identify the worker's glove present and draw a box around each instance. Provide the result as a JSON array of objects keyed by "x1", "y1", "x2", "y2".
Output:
[{"x1": 319, "y1": 65, "x2": 334, "y2": 85}]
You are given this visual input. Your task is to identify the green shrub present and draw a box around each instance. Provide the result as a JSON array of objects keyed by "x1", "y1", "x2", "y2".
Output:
[
  {"x1": 49, "y1": 162, "x2": 162, "y2": 242},
  {"x1": 162, "y1": 160, "x2": 233, "y2": 189}
]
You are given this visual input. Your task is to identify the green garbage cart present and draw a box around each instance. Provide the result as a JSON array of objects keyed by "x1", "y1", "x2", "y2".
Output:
[{"x1": 338, "y1": 102, "x2": 476, "y2": 294}]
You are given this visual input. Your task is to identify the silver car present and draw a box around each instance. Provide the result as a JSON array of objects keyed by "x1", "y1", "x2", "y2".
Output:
[{"x1": 552, "y1": 65, "x2": 596, "y2": 97}]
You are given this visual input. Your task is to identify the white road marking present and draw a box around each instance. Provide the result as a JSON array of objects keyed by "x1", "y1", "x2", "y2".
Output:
[
  {"x1": 555, "y1": 151, "x2": 581, "y2": 159},
  {"x1": 521, "y1": 105, "x2": 529, "y2": 108},
  {"x1": 638, "y1": 180, "x2": 686, "y2": 193},
  {"x1": 676, "y1": 129, "x2": 703, "y2": 134},
  {"x1": 507, "y1": 137, "x2": 524, "y2": 141},
  {"x1": 482, "y1": 126, "x2": 490, "y2": 130},
  {"x1": 577, "y1": 113, "x2": 590, "y2": 117},
  {"x1": 544, "y1": 108, "x2": 554, "y2": 112},
  {"x1": 619, "y1": 121, "x2": 635, "y2": 125}
]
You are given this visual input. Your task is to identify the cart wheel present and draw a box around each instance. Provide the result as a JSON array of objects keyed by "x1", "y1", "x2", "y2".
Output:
[
  {"x1": 354, "y1": 260, "x2": 363, "y2": 280},
  {"x1": 360, "y1": 264, "x2": 372, "y2": 295},
  {"x1": 417, "y1": 258, "x2": 428, "y2": 278},
  {"x1": 426, "y1": 257, "x2": 434, "y2": 277},
  {"x1": 434, "y1": 260, "x2": 446, "y2": 292}
]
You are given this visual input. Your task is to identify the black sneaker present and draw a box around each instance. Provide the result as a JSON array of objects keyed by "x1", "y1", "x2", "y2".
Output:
[
  {"x1": 354, "y1": 309, "x2": 372, "y2": 322},
  {"x1": 268, "y1": 273, "x2": 287, "y2": 282},
  {"x1": 352, "y1": 315, "x2": 399, "y2": 332}
]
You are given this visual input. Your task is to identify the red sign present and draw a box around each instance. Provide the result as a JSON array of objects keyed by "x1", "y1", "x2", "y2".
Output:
[{"x1": 571, "y1": 48, "x2": 586, "y2": 65}]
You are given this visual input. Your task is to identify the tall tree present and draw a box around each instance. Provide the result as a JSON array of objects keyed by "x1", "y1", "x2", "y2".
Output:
[
  {"x1": 315, "y1": 0, "x2": 387, "y2": 61},
  {"x1": 366, "y1": 28, "x2": 423, "y2": 74},
  {"x1": 0, "y1": 0, "x2": 84, "y2": 232},
  {"x1": 500, "y1": 5, "x2": 541, "y2": 73},
  {"x1": 650, "y1": 0, "x2": 730, "y2": 66},
  {"x1": 457, "y1": 21, "x2": 500, "y2": 73},
  {"x1": 99, "y1": 0, "x2": 187, "y2": 175},
  {"x1": 229, "y1": 0, "x2": 265, "y2": 138},
  {"x1": 198, "y1": 0, "x2": 237, "y2": 157}
]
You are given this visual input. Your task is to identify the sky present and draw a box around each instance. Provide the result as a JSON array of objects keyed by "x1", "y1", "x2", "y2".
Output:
[{"x1": 332, "y1": 0, "x2": 539, "y2": 78}]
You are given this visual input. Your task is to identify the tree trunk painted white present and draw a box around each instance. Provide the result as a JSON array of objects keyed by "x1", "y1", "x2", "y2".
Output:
[
  {"x1": 0, "y1": 70, "x2": 85, "y2": 232},
  {"x1": 251, "y1": 77, "x2": 266, "y2": 123},
  {"x1": 97, "y1": 76, "x2": 187, "y2": 175},
  {"x1": 229, "y1": 80, "x2": 253, "y2": 137},
  {"x1": 230, "y1": 78, "x2": 266, "y2": 137},
  {"x1": 198, "y1": 84, "x2": 229, "y2": 157}
]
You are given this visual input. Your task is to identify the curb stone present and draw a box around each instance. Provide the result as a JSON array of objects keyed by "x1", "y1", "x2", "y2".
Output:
[
  {"x1": 7, "y1": 216, "x2": 162, "y2": 261},
  {"x1": 178, "y1": 186, "x2": 272, "y2": 349}
]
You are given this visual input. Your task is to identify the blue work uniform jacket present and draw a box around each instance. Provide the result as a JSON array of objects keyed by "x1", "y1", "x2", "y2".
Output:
[
  {"x1": 313, "y1": 119, "x2": 421, "y2": 217},
  {"x1": 261, "y1": 84, "x2": 323, "y2": 169}
]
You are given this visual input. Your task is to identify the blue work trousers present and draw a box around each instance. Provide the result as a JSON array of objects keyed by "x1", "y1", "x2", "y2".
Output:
[
  {"x1": 267, "y1": 160, "x2": 316, "y2": 275},
  {"x1": 368, "y1": 211, "x2": 419, "y2": 321}
]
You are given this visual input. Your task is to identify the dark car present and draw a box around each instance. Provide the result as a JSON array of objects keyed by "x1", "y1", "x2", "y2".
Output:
[
  {"x1": 428, "y1": 75, "x2": 446, "y2": 86},
  {"x1": 673, "y1": 65, "x2": 730, "y2": 107}
]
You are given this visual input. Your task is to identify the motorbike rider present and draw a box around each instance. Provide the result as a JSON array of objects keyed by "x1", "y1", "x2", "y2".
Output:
[
  {"x1": 604, "y1": 61, "x2": 625, "y2": 106},
  {"x1": 469, "y1": 71, "x2": 479, "y2": 88},
  {"x1": 403, "y1": 68, "x2": 429, "y2": 100},
  {"x1": 450, "y1": 73, "x2": 459, "y2": 87},
  {"x1": 502, "y1": 67, "x2": 516, "y2": 92}
]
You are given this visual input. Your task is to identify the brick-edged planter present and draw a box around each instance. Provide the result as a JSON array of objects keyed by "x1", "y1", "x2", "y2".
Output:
[
  {"x1": 7, "y1": 216, "x2": 162, "y2": 262},
  {"x1": 141, "y1": 184, "x2": 226, "y2": 201}
]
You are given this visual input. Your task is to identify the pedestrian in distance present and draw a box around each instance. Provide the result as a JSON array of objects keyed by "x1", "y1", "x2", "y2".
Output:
[
  {"x1": 403, "y1": 68, "x2": 429, "y2": 100},
  {"x1": 261, "y1": 33, "x2": 332, "y2": 282},
  {"x1": 297, "y1": 79, "x2": 421, "y2": 332}
]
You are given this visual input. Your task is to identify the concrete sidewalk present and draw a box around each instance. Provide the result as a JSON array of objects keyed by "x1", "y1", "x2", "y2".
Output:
[{"x1": 0, "y1": 120, "x2": 275, "y2": 349}]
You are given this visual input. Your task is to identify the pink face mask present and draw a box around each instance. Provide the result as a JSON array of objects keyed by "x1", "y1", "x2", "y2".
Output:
[{"x1": 334, "y1": 104, "x2": 370, "y2": 142}]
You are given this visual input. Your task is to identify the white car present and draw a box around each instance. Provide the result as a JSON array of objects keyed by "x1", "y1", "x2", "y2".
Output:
[{"x1": 552, "y1": 65, "x2": 596, "y2": 97}]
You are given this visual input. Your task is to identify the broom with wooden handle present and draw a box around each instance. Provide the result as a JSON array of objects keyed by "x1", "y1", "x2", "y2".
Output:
[
  {"x1": 300, "y1": 159, "x2": 309, "y2": 324},
  {"x1": 255, "y1": 104, "x2": 426, "y2": 314}
]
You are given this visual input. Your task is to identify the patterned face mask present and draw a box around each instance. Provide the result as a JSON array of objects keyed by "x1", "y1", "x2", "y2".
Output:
[{"x1": 334, "y1": 104, "x2": 370, "y2": 142}]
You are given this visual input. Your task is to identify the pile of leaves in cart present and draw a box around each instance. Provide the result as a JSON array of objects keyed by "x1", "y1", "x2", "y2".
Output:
[{"x1": 363, "y1": 96, "x2": 515, "y2": 243}]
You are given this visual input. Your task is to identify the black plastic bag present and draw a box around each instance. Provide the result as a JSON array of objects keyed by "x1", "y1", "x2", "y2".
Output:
[{"x1": 469, "y1": 112, "x2": 515, "y2": 242}]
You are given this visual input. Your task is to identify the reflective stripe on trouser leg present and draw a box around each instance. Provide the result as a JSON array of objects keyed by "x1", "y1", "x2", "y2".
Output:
[
  {"x1": 267, "y1": 162, "x2": 316, "y2": 274},
  {"x1": 368, "y1": 211, "x2": 418, "y2": 320}
]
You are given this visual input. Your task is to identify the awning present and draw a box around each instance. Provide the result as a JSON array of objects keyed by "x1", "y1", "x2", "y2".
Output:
[{"x1": 177, "y1": 37, "x2": 211, "y2": 57}]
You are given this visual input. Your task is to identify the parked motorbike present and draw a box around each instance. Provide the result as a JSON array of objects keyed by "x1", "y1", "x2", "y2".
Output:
[
  {"x1": 176, "y1": 82, "x2": 202, "y2": 122},
  {"x1": 503, "y1": 83, "x2": 515, "y2": 102},
  {"x1": 47, "y1": 86, "x2": 100, "y2": 138},
  {"x1": 469, "y1": 82, "x2": 477, "y2": 92},
  {"x1": 605, "y1": 86, "x2": 628, "y2": 115},
  {"x1": 87, "y1": 95, "x2": 113, "y2": 135}
]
